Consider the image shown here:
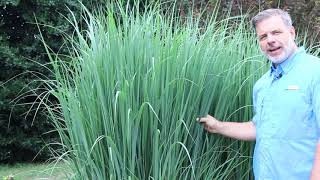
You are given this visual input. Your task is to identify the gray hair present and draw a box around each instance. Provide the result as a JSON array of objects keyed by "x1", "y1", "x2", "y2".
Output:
[{"x1": 251, "y1": 9, "x2": 293, "y2": 29}]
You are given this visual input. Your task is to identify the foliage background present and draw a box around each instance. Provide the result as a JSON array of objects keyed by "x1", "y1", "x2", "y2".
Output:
[
  {"x1": 0, "y1": 0, "x2": 319, "y2": 163},
  {"x1": 0, "y1": 0, "x2": 108, "y2": 163}
]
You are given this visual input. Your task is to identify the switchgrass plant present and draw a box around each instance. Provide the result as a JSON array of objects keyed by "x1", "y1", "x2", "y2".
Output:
[{"x1": 43, "y1": 2, "x2": 267, "y2": 179}]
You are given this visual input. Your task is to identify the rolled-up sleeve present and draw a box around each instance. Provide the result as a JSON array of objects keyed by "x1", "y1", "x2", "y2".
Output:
[{"x1": 252, "y1": 83, "x2": 258, "y2": 125}]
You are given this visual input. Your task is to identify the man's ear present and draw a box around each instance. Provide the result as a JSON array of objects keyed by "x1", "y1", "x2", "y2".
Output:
[{"x1": 290, "y1": 26, "x2": 296, "y2": 38}]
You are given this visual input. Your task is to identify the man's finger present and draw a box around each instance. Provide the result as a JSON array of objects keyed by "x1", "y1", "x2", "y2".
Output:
[{"x1": 197, "y1": 118, "x2": 206, "y2": 123}]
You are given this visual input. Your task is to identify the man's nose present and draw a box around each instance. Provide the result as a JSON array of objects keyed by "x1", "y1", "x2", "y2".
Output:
[{"x1": 266, "y1": 35, "x2": 276, "y2": 44}]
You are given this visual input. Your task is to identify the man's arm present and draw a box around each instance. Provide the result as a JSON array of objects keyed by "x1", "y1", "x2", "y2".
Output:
[
  {"x1": 197, "y1": 115, "x2": 256, "y2": 141},
  {"x1": 310, "y1": 141, "x2": 320, "y2": 180}
]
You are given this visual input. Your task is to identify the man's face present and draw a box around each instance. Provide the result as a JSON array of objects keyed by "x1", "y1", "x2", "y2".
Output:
[{"x1": 255, "y1": 15, "x2": 297, "y2": 65}]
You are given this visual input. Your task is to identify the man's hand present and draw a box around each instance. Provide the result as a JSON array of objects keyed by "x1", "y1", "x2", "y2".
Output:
[
  {"x1": 310, "y1": 141, "x2": 320, "y2": 180},
  {"x1": 197, "y1": 115, "x2": 256, "y2": 141},
  {"x1": 197, "y1": 115, "x2": 222, "y2": 133}
]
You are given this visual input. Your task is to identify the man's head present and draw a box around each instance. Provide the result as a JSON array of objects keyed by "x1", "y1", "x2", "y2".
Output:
[{"x1": 252, "y1": 9, "x2": 298, "y2": 65}]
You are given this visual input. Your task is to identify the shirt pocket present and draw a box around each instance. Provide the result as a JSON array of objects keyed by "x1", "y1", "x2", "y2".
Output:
[
  {"x1": 276, "y1": 88, "x2": 314, "y2": 139},
  {"x1": 277, "y1": 88, "x2": 310, "y2": 108}
]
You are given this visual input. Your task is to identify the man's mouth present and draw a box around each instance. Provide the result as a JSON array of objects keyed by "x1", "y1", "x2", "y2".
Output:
[{"x1": 268, "y1": 47, "x2": 281, "y2": 53}]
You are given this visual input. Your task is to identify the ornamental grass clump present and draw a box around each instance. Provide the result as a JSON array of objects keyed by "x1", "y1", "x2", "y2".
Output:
[{"x1": 44, "y1": 3, "x2": 267, "y2": 180}]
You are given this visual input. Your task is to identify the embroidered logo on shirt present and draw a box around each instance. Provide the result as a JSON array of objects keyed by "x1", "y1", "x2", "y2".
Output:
[{"x1": 286, "y1": 85, "x2": 300, "y2": 90}]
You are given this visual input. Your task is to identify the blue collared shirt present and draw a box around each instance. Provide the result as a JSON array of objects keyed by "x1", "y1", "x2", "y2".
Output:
[{"x1": 252, "y1": 47, "x2": 320, "y2": 180}]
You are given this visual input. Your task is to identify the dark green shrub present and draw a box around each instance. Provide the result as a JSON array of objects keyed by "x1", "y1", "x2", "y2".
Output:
[{"x1": 0, "y1": 0, "x2": 88, "y2": 163}]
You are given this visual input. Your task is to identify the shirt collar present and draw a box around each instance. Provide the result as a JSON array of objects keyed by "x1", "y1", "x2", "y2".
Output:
[{"x1": 270, "y1": 47, "x2": 306, "y2": 77}]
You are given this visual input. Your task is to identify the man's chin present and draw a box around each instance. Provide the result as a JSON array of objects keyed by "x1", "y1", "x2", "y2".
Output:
[{"x1": 267, "y1": 54, "x2": 287, "y2": 64}]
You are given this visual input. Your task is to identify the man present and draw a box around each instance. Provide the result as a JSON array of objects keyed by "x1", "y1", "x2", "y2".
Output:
[{"x1": 198, "y1": 9, "x2": 320, "y2": 180}]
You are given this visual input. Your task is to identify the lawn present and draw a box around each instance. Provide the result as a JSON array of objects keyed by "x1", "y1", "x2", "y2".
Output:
[{"x1": 0, "y1": 162, "x2": 70, "y2": 180}]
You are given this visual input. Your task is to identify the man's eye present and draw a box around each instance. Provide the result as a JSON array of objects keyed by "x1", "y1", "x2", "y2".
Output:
[
  {"x1": 259, "y1": 36, "x2": 266, "y2": 41},
  {"x1": 273, "y1": 31, "x2": 281, "y2": 35}
]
